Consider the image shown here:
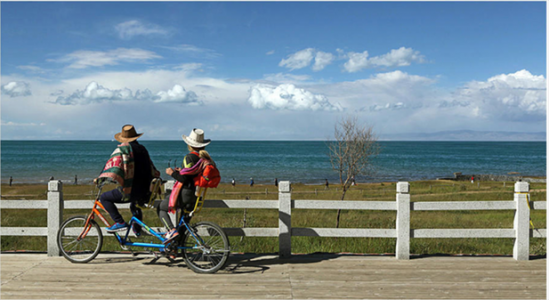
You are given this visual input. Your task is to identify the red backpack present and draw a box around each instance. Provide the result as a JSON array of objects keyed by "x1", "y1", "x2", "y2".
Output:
[{"x1": 194, "y1": 161, "x2": 221, "y2": 188}]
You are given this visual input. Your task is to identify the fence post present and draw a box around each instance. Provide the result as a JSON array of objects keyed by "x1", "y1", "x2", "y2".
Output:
[
  {"x1": 513, "y1": 181, "x2": 530, "y2": 260},
  {"x1": 396, "y1": 182, "x2": 410, "y2": 260},
  {"x1": 164, "y1": 180, "x2": 176, "y2": 228},
  {"x1": 278, "y1": 181, "x2": 292, "y2": 258},
  {"x1": 47, "y1": 180, "x2": 63, "y2": 257}
]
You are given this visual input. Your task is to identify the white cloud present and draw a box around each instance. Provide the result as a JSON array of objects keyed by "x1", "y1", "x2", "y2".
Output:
[
  {"x1": 54, "y1": 82, "x2": 134, "y2": 105},
  {"x1": 50, "y1": 48, "x2": 162, "y2": 69},
  {"x1": 155, "y1": 84, "x2": 200, "y2": 104},
  {"x1": 453, "y1": 69, "x2": 546, "y2": 121},
  {"x1": 343, "y1": 47, "x2": 424, "y2": 72},
  {"x1": 369, "y1": 102, "x2": 406, "y2": 111},
  {"x1": 368, "y1": 47, "x2": 425, "y2": 67},
  {"x1": 173, "y1": 63, "x2": 203, "y2": 72},
  {"x1": 279, "y1": 48, "x2": 315, "y2": 71},
  {"x1": 1, "y1": 120, "x2": 46, "y2": 126},
  {"x1": 115, "y1": 20, "x2": 169, "y2": 39},
  {"x1": 17, "y1": 65, "x2": 46, "y2": 74},
  {"x1": 312, "y1": 51, "x2": 334, "y2": 71},
  {"x1": 52, "y1": 81, "x2": 201, "y2": 105},
  {"x1": 343, "y1": 51, "x2": 369, "y2": 73},
  {"x1": 161, "y1": 44, "x2": 221, "y2": 59},
  {"x1": 1, "y1": 81, "x2": 32, "y2": 97},
  {"x1": 248, "y1": 83, "x2": 343, "y2": 111},
  {"x1": 279, "y1": 48, "x2": 336, "y2": 71},
  {"x1": 266, "y1": 50, "x2": 275, "y2": 55}
]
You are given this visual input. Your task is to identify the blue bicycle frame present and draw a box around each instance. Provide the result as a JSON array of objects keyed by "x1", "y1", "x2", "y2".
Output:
[{"x1": 112, "y1": 214, "x2": 202, "y2": 251}]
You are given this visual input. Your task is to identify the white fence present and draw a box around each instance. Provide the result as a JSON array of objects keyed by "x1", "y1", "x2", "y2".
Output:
[{"x1": 1, "y1": 180, "x2": 546, "y2": 260}]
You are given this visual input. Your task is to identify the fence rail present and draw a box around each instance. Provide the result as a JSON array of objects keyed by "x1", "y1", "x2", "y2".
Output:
[{"x1": 0, "y1": 180, "x2": 545, "y2": 260}]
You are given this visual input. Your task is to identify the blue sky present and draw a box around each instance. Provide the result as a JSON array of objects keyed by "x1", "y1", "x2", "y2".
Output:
[{"x1": 1, "y1": 2, "x2": 546, "y2": 140}]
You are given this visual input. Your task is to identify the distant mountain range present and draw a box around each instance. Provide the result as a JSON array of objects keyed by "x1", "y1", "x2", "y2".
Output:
[{"x1": 380, "y1": 130, "x2": 546, "y2": 141}]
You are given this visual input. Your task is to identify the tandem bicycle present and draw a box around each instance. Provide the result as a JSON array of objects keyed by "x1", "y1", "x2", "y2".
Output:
[{"x1": 56, "y1": 179, "x2": 230, "y2": 274}]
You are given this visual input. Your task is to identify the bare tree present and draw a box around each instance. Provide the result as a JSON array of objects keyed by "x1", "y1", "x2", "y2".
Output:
[{"x1": 328, "y1": 116, "x2": 379, "y2": 228}]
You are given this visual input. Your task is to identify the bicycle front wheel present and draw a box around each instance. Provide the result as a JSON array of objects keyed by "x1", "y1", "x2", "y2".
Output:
[
  {"x1": 57, "y1": 215, "x2": 103, "y2": 263},
  {"x1": 182, "y1": 221, "x2": 230, "y2": 274}
]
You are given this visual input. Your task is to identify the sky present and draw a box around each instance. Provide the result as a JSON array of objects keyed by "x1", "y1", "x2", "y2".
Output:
[{"x1": 1, "y1": 1, "x2": 546, "y2": 141}]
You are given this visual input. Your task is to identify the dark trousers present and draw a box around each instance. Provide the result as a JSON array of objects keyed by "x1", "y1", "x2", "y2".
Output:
[
  {"x1": 156, "y1": 188, "x2": 196, "y2": 230},
  {"x1": 100, "y1": 188, "x2": 142, "y2": 229}
]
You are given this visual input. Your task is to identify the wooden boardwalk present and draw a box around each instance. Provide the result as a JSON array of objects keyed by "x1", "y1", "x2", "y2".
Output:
[{"x1": 1, "y1": 253, "x2": 546, "y2": 299}]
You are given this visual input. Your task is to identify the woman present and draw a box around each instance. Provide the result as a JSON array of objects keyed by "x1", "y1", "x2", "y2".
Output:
[{"x1": 158, "y1": 128, "x2": 211, "y2": 242}]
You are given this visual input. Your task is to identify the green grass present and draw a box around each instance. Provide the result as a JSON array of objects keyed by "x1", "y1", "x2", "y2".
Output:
[{"x1": 1, "y1": 180, "x2": 546, "y2": 256}]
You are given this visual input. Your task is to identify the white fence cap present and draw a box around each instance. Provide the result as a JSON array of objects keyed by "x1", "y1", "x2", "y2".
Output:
[
  {"x1": 397, "y1": 182, "x2": 410, "y2": 193},
  {"x1": 279, "y1": 181, "x2": 291, "y2": 193},
  {"x1": 514, "y1": 181, "x2": 529, "y2": 193},
  {"x1": 48, "y1": 180, "x2": 62, "y2": 192}
]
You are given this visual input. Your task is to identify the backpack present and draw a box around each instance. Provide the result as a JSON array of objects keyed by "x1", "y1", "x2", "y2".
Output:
[{"x1": 193, "y1": 161, "x2": 221, "y2": 188}]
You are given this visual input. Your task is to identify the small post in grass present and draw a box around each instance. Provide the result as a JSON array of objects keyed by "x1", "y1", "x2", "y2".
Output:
[{"x1": 47, "y1": 180, "x2": 63, "y2": 257}]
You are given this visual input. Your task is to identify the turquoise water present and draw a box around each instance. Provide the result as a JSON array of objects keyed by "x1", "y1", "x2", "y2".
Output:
[{"x1": 1, "y1": 141, "x2": 546, "y2": 184}]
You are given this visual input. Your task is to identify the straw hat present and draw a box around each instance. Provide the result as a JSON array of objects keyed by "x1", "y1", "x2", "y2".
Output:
[
  {"x1": 114, "y1": 124, "x2": 143, "y2": 143},
  {"x1": 182, "y1": 128, "x2": 211, "y2": 148}
]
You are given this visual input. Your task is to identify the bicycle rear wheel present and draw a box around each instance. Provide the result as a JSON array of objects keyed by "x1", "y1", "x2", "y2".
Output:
[
  {"x1": 182, "y1": 221, "x2": 230, "y2": 274},
  {"x1": 57, "y1": 215, "x2": 103, "y2": 263}
]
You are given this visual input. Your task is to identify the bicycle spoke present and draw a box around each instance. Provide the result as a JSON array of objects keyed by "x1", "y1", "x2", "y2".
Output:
[
  {"x1": 182, "y1": 222, "x2": 229, "y2": 273},
  {"x1": 58, "y1": 216, "x2": 103, "y2": 263}
]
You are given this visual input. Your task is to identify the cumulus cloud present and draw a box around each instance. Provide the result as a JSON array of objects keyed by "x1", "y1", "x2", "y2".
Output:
[
  {"x1": 312, "y1": 51, "x2": 335, "y2": 71},
  {"x1": 54, "y1": 82, "x2": 134, "y2": 105},
  {"x1": 1, "y1": 81, "x2": 31, "y2": 97},
  {"x1": 343, "y1": 51, "x2": 370, "y2": 73},
  {"x1": 248, "y1": 83, "x2": 342, "y2": 111},
  {"x1": 453, "y1": 70, "x2": 546, "y2": 121},
  {"x1": 155, "y1": 84, "x2": 200, "y2": 104},
  {"x1": 115, "y1": 20, "x2": 169, "y2": 39},
  {"x1": 52, "y1": 82, "x2": 201, "y2": 105},
  {"x1": 279, "y1": 48, "x2": 315, "y2": 71},
  {"x1": 343, "y1": 47, "x2": 425, "y2": 72},
  {"x1": 49, "y1": 48, "x2": 162, "y2": 69}
]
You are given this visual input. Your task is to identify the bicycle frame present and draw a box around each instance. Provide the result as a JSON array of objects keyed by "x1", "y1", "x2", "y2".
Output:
[{"x1": 80, "y1": 198, "x2": 202, "y2": 251}]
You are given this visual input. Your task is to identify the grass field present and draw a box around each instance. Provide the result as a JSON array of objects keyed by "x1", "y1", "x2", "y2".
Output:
[{"x1": 1, "y1": 180, "x2": 546, "y2": 256}]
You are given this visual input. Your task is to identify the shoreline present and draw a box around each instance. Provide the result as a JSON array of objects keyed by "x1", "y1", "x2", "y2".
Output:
[{"x1": 2, "y1": 173, "x2": 546, "y2": 186}]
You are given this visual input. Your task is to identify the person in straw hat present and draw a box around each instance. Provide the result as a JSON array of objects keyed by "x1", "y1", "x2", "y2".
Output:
[
  {"x1": 157, "y1": 128, "x2": 211, "y2": 243},
  {"x1": 95, "y1": 124, "x2": 160, "y2": 234}
]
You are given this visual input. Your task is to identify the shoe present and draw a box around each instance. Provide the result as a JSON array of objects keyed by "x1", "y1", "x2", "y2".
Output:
[
  {"x1": 163, "y1": 228, "x2": 179, "y2": 244},
  {"x1": 132, "y1": 223, "x2": 142, "y2": 237},
  {"x1": 106, "y1": 222, "x2": 129, "y2": 233}
]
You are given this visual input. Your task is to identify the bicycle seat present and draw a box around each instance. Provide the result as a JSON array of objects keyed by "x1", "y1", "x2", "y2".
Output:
[{"x1": 138, "y1": 178, "x2": 164, "y2": 209}]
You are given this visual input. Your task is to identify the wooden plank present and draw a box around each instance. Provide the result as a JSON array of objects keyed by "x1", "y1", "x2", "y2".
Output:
[
  {"x1": 292, "y1": 228, "x2": 396, "y2": 238},
  {"x1": 203, "y1": 200, "x2": 279, "y2": 209},
  {"x1": 412, "y1": 229, "x2": 515, "y2": 238},
  {"x1": 0, "y1": 254, "x2": 545, "y2": 299},
  {"x1": 0, "y1": 200, "x2": 47, "y2": 209},
  {"x1": 532, "y1": 229, "x2": 547, "y2": 238},
  {"x1": 0, "y1": 227, "x2": 48, "y2": 236},
  {"x1": 293, "y1": 200, "x2": 396, "y2": 211},
  {"x1": 532, "y1": 201, "x2": 546, "y2": 210},
  {"x1": 412, "y1": 201, "x2": 516, "y2": 211}
]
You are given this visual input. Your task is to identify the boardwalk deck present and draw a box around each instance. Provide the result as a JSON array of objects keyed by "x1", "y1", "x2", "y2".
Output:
[{"x1": 1, "y1": 253, "x2": 546, "y2": 299}]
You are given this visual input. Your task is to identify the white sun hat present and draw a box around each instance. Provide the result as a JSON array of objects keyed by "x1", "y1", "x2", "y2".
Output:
[{"x1": 182, "y1": 128, "x2": 211, "y2": 148}]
